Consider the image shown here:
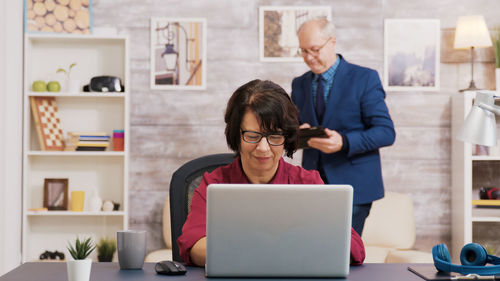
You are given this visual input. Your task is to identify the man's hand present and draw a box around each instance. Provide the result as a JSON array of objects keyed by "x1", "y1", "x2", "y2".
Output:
[
  {"x1": 307, "y1": 128, "x2": 343, "y2": 154},
  {"x1": 299, "y1": 123, "x2": 311, "y2": 129}
]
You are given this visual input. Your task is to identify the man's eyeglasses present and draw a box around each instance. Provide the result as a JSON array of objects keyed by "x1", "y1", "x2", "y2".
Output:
[
  {"x1": 299, "y1": 38, "x2": 331, "y2": 57},
  {"x1": 241, "y1": 130, "x2": 285, "y2": 146}
]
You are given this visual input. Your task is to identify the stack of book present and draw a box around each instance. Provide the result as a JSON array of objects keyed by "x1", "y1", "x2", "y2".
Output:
[{"x1": 65, "y1": 132, "x2": 110, "y2": 151}]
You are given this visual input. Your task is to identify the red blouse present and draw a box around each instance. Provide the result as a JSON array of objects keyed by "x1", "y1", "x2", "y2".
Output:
[{"x1": 177, "y1": 156, "x2": 365, "y2": 265}]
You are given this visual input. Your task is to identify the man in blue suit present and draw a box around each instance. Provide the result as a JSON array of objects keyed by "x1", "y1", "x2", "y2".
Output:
[{"x1": 291, "y1": 18, "x2": 395, "y2": 235}]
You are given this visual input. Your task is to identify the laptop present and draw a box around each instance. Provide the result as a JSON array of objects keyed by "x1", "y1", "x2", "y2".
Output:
[{"x1": 205, "y1": 184, "x2": 353, "y2": 278}]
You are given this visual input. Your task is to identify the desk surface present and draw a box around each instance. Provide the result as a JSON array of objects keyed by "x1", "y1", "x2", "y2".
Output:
[{"x1": 0, "y1": 262, "x2": 425, "y2": 281}]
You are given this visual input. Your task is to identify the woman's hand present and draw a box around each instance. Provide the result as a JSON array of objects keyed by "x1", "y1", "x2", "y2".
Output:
[{"x1": 190, "y1": 237, "x2": 207, "y2": 266}]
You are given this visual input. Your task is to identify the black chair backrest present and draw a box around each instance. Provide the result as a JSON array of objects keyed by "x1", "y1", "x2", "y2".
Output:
[{"x1": 169, "y1": 153, "x2": 235, "y2": 262}]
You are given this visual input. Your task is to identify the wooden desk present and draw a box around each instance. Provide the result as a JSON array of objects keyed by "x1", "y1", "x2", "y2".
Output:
[{"x1": 0, "y1": 262, "x2": 425, "y2": 281}]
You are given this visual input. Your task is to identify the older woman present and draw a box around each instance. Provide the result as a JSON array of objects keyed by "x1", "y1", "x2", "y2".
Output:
[{"x1": 177, "y1": 79, "x2": 365, "y2": 266}]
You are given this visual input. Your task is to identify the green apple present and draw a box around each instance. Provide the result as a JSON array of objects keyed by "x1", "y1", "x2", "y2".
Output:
[
  {"x1": 32, "y1": 80, "x2": 47, "y2": 92},
  {"x1": 47, "y1": 81, "x2": 61, "y2": 92}
]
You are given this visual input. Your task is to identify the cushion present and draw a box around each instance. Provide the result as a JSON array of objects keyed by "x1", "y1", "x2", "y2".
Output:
[
  {"x1": 386, "y1": 249, "x2": 434, "y2": 263},
  {"x1": 362, "y1": 192, "x2": 416, "y2": 249},
  {"x1": 145, "y1": 249, "x2": 173, "y2": 263},
  {"x1": 162, "y1": 198, "x2": 172, "y2": 249},
  {"x1": 364, "y1": 246, "x2": 391, "y2": 263}
]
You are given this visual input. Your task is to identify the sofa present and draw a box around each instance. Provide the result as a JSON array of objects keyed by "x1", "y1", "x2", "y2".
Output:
[{"x1": 361, "y1": 192, "x2": 433, "y2": 263}]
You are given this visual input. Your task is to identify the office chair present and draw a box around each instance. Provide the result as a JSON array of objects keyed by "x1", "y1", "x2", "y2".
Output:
[{"x1": 170, "y1": 153, "x2": 235, "y2": 262}]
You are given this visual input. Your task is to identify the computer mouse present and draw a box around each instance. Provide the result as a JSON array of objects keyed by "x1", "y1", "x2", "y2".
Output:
[{"x1": 155, "y1": 260, "x2": 187, "y2": 275}]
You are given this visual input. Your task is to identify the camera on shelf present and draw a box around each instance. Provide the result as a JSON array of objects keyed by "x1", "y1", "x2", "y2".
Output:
[{"x1": 83, "y1": 76, "x2": 124, "y2": 92}]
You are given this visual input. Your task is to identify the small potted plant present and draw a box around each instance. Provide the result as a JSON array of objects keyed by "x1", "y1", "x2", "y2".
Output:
[
  {"x1": 57, "y1": 63, "x2": 80, "y2": 93},
  {"x1": 67, "y1": 236, "x2": 95, "y2": 281},
  {"x1": 97, "y1": 237, "x2": 116, "y2": 262}
]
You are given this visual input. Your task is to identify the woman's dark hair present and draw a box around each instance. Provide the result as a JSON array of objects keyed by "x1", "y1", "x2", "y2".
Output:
[{"x1": 224, "y1": 79, "x2": 299, "y2": 158}]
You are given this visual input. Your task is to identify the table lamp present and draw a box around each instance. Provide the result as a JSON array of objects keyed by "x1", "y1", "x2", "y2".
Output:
[
  {"x1": 458, "y1": 91, "x2": 499, "y2": 146},
  {"x1": 454, "y1": 15, "x2": 493, "y2": 92}
]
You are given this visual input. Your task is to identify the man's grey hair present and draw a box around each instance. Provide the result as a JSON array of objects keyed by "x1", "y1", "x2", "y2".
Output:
[{"x1": 297, "y1": 18, "x2": 336, "y2": 38}]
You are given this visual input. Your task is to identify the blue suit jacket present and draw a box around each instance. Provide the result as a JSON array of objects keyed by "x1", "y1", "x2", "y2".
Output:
[{"x1": 291, "y1": 55, "x2": 395, "y2": 204}]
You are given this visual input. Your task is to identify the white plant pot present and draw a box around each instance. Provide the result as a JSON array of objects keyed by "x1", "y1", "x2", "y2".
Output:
[
  {"x1": 67, "y1": 259, "x2": 92, "y2": 281},
  {"x1": 496, "y1": 68, "x2": 500, "y2": 93},
  {"x1": 68, "y1": 79, "x2": 81, "y2": 93}
]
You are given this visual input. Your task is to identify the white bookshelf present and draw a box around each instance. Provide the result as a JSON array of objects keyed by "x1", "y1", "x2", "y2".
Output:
[
  {"x1": 22, "y1": 34, "x2": 130, "y2": 262},
  {"x1": 28, "y1": 91, "x2": 126, "y2": 97},
  {"x1": 451, "y1": 91, "x2": 500, "y2": 262}
]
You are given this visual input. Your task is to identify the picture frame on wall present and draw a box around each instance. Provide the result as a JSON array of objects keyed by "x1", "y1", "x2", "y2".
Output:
[
  {"x1": 24, "y1": 0, "x2": 93, "y2": 34},
  {"x1": 150, "y1": 17, "x2": 207, "y2": 90},
  {"x1": 43, "y1": 178, "x2": 69, "y2": 210},
  {"x1": 259, "y1": 6, "x2": 331, "y2": 62},
  {"x1": 384, "y1": 19, "x2": 440, "y2": 91}
]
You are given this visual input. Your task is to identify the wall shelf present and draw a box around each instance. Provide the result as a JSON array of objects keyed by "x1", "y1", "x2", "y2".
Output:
[
  {"x1": 451, "y1": 91, "x2": 500, "y2": 262},
  {"x1": 22, "y1": 34, "x2": 130, "y2": 262},
  {"x1": 27, "y1": 151, "x2": 126, "y2": 157},
  {"x1": 471, "y1": 156, "x2": 500, "y2": 161},
  {"x1": 27, "y1": 211, "x2": 125, "y2": 216},
  {"x1": 28, "y1": 92, "x2": 126, "y2": 97}
]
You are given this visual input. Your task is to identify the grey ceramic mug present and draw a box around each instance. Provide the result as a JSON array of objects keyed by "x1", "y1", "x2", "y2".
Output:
[{"x1": 117, "y1": 230, "x2": 147, "y2": 270}]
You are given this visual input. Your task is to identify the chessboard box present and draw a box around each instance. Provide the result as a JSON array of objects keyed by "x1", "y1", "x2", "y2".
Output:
[{"x1": 28, "y1": 96, "x2": 125, "y2": 151}]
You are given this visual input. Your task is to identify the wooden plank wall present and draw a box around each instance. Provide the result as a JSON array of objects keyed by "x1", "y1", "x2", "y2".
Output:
[{"x1": 92, "y1": 0, "x2": 500, "y2": 253}]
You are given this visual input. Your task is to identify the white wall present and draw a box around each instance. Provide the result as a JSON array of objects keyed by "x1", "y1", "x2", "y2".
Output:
[{"x1": 0, "y1": 0, "x2": 23, "y2": 275}]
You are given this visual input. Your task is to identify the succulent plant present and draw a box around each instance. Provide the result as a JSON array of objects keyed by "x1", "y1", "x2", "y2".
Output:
[{"x1": 67, "y1": 236, "x2": 95, "y2": 260}]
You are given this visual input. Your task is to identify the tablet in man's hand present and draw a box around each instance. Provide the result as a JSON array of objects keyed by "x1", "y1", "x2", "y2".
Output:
[{"x1": 298, "y1": 126, "x2": 328, "y2": 149}]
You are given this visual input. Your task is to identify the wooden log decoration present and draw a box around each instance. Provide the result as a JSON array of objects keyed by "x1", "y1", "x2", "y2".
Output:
[
  {"x1": 28, "y1": 10, "x2": 36, "y2": 20},
  {"x1": 53, "y1": 22, "x2": 63, "y2": 32},
  {"x1": 57, "y1": 0, "x2": 70, "y2": 6},
  {"x1": 26, "y1": 0, "x2": 91, "y2": 34},
  {"x1": 70, "y1": 0, "x2": 82, "y2": 11},
  {"x1": 45, "y1": 0, "x2": 56, "y2": 11},
  {"x1": 68, "y1": 9, "x2": 76, "y2": 18},
  {"x1": 41, "y1": 26, "x2": 54, "y2": 32},
  {"x1": 35, "y1": 16, "x2": 45, "y2": 28},
  {"x1": 45, "y1": 13, "x2": 56, "y2": 26},
  {"x1": 53, "y1": 5, "x2": 68, "y2": 21},
  {"x1": 75, "y1": 10, "x2": 89, "y2": 29},
  {"x1": 63, "y1": 18, "x2": 77, "y2": 32},
  {"x1": 33, "y1": 2, "x2": 47, "y2": 16}
]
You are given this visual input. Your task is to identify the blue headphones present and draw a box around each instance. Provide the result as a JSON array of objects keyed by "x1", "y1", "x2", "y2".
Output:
[{"x1": 433, "y1": 243, "x2": 500, "y2": 276}]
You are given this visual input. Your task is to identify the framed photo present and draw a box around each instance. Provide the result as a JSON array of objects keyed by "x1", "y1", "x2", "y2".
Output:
[
  {"x1": 259, "y1": 6, "x2": 331, "y2": 62},
  {"x1": 24, "y1": 0, "x2": 93, "y2": 34},
  {"x1": 150, "y1": 17, "x2": 207, "y2": 90},
  {"x1": 43, "y1": 178, "x2": 68, "y2": 210},
  {"x1": 384, "y1": 19, "x2": 440, "y2": 91}
]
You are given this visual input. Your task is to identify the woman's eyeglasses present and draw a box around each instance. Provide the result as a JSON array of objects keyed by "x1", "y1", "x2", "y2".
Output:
[{"x1": 241, "y1": 130, "x2": 285, "y2": 146}]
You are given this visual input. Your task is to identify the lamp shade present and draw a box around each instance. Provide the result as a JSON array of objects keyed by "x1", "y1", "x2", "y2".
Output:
[
  {"x1": 457, "y1": 91, "x2": 498, "y2": 146},
  {"x1": 458, "y1": 104, "x2": 497, "y2": 146},
  {"x1": 454, "y1": 15, "x2": 492, "y2": 49}
]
